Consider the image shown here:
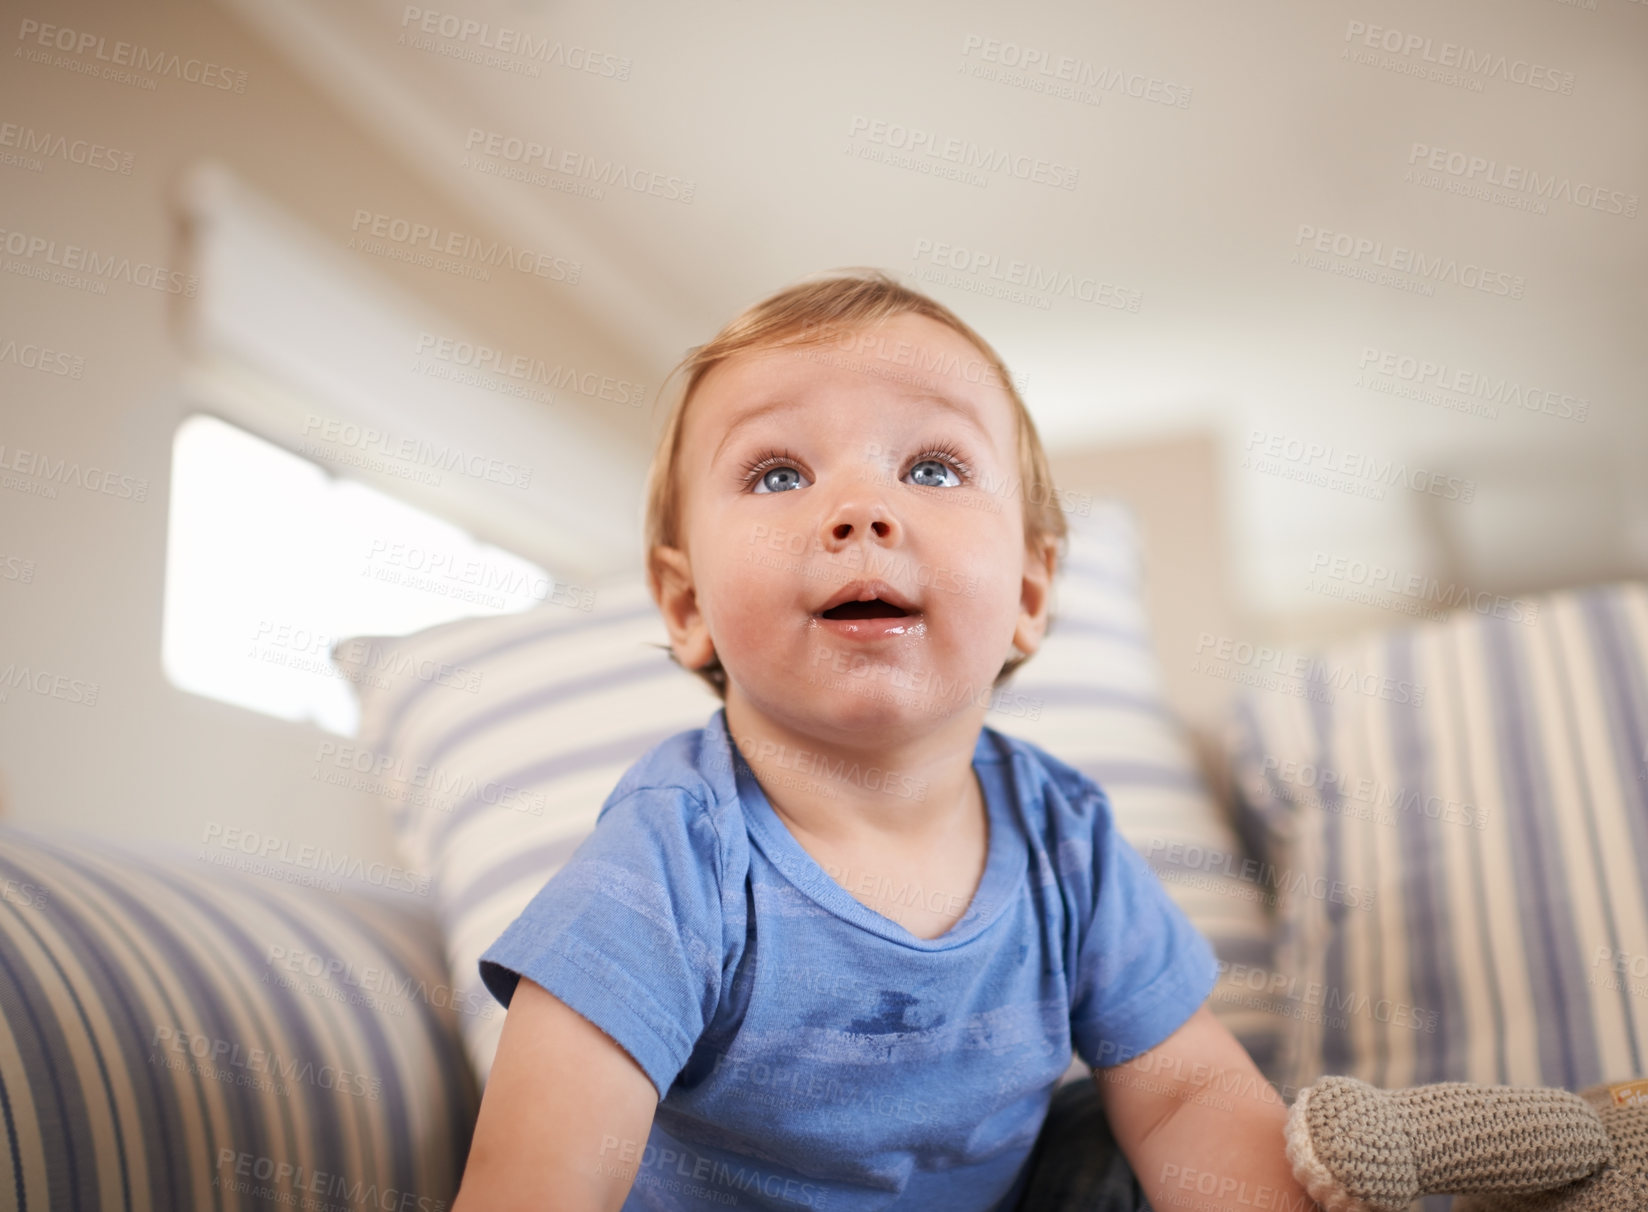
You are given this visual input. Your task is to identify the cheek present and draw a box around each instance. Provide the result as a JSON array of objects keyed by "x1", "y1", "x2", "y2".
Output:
[
  {"x1": 904, "y1": 558, "x2": 1019, "y2": 678},
  {"x1": 941, "y1": 575, "x2": 1022, "y2": 655},
  {"x1": 922, "y1": 528, "x2": 1022, "y2": 621},
  {"x1": 696, "y1": 543, "x2": 794, "y2": 649}
]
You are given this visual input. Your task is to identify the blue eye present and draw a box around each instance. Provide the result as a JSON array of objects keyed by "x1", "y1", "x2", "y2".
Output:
[
  {"x1": 908, "y1": 458, "x2": 961, "y2": 488},
  {"x1": 737, "y1": 443, "x2": 973, "y2": 494},
  {"x1": 739, "y1": 448, "x2": 811, "y2": 494},
  {"x1": 754, "y1": 464, "x2": 807, "y2": 494}
]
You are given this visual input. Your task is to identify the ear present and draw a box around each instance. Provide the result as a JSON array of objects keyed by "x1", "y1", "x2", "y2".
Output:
[
  {"x1": 648, "y1": 545, "x2": 718, "y2": 674},
  {"x1": 1009, "y1": 534, "x2": 1059, "y2": 659}
]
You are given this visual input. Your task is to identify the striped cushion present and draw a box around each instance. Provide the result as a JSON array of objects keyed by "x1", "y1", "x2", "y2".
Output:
[
  {"x1": 0, "y1": 823, "x2": 479, "y2": 1212},
  {"x1": 1227, "y1": 581, "x2": 1648, "y2": 1099},
  {"x1": 338, "y1": 502, "x2": 1288, "y2": 1087}
]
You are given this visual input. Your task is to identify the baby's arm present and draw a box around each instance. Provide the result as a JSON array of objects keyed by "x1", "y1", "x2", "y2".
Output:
[
  {"x1": 453, "y1": 977, "x2": 658, "y2": 1212},
  {"x1": 1095, "y1": 1003, "x2": 1322, "y2": 1212}
]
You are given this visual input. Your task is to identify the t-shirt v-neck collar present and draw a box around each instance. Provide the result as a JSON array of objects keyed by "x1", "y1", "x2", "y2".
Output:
[{"x1": 711, "y1": 707, "x2": 1024, "y2": 951}]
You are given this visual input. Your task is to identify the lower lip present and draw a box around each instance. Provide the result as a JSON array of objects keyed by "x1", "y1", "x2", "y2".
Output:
[{"x1": 812, "y1": 612, "x2": 924, "y2": 640}]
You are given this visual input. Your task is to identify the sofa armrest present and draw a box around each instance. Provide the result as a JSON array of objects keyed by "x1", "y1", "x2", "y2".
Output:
[{"x1": 0, "y1": 822, "x2": 480, "y2": 1211}]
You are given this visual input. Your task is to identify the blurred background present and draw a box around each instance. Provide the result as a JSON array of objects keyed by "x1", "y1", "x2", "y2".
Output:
[{"x1": 2, "y1": 0, "x2": 1645, "y2": 867}]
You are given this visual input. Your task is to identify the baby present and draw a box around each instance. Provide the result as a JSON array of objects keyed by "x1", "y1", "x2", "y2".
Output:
[{"x1": 453, "y1": 270, "x2": 1316, "y2": 1211}]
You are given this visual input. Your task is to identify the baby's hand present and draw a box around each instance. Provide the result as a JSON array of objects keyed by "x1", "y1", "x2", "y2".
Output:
[
  {"x1": 1093, "y1": 1004, "x2": 1323, "y2": 1212},
  {"x1": 452, "y1": 978, "x2": 658, "y2": 1212}
]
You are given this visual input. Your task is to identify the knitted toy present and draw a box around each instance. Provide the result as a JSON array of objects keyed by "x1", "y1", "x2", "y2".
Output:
[{"x1": 1283, "y1": 1074, "x2": 1648, "y2": 1211}]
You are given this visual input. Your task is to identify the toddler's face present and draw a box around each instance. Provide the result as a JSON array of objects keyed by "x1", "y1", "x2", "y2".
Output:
[{"x1": 651, "y1": 312, "x2": 1054, "y2": 742}]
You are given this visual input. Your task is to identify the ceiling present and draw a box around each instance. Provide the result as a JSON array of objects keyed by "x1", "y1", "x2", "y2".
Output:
[{"x1": 214, "y1": 0, "x2": 1648, "y2": 607}]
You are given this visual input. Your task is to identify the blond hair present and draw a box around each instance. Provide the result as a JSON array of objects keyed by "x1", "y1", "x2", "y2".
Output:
[{"x1": 643, "y1": 267, "x2": 1067, "y2": 700}]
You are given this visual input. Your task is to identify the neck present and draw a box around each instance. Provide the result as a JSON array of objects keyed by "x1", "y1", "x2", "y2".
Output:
[{"x1": 721, "y1": 683, "x2": 987, "y2": 851}]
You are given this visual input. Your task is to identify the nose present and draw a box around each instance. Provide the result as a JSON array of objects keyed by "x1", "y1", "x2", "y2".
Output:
[{"x1": 818, "y1": 477, "x2": 901, "y2": 552}]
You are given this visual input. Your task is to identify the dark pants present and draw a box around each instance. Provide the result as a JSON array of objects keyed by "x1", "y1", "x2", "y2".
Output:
[{"x1": 1012, "y1": 1079, "x2": 1154, "y2": 1212}]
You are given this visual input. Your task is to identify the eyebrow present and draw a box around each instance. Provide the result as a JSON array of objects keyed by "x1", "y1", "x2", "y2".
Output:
[{"x1": 709, "y1": 390, "x2": 994, "y2": 469}]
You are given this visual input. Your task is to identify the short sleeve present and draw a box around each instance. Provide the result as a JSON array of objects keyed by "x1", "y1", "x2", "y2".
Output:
[
  {"x1": 1067, "y1": 782, "x2": 1219, "y2": 1071},
  {"x1": 478, "y1": 785, "x2": 726, "y2": 1100}
]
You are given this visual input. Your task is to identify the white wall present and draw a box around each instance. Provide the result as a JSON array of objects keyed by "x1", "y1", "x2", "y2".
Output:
[
  {"x1": 213, "y1": 0, "x2": 1648, "y2": 631},
  {"x1": 0, "y1": 0, "x2": 655, "y2": 862}
]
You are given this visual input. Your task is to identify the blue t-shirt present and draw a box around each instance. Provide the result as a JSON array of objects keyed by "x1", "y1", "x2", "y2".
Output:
[{"x1": 479, "y1": 707, "x2": 1218, "y2": 1211}]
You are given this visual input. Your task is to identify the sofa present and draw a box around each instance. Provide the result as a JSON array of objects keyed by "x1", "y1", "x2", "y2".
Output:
[{"x1": 5, "y1": 495, "x2": 1645, "y2": 1212}]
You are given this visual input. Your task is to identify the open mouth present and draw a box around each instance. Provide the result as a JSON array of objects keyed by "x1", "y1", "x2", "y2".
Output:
[{"x1": 819, "y1": 599, "x2": 912, "y2": 620}]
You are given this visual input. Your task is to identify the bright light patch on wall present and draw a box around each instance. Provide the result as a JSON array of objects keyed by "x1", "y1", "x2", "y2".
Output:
[{"x1": 163, "y1": 414, "x2": 554, "y2": 735}]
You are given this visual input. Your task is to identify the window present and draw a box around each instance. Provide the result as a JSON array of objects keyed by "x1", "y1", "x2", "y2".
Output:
[{"x1": 163, "y1": 413, "x2": 553, "y2": 735}]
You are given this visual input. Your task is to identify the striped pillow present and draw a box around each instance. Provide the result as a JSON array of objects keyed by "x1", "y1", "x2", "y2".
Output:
[
  {"x1": 1227, "y1": 581, "x2": 1648, "y2": 1099},
  {"x1": 338, "y1": 502, "x2": 1287, "y2": 1087},
  {"x1": 0, "y1": 823, "x2": 479, "y2": 1212}
]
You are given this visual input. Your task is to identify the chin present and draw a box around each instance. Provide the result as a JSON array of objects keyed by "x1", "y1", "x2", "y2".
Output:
[{"x1": 805, "y1": 669, "x2": 972, "y2": 736}]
